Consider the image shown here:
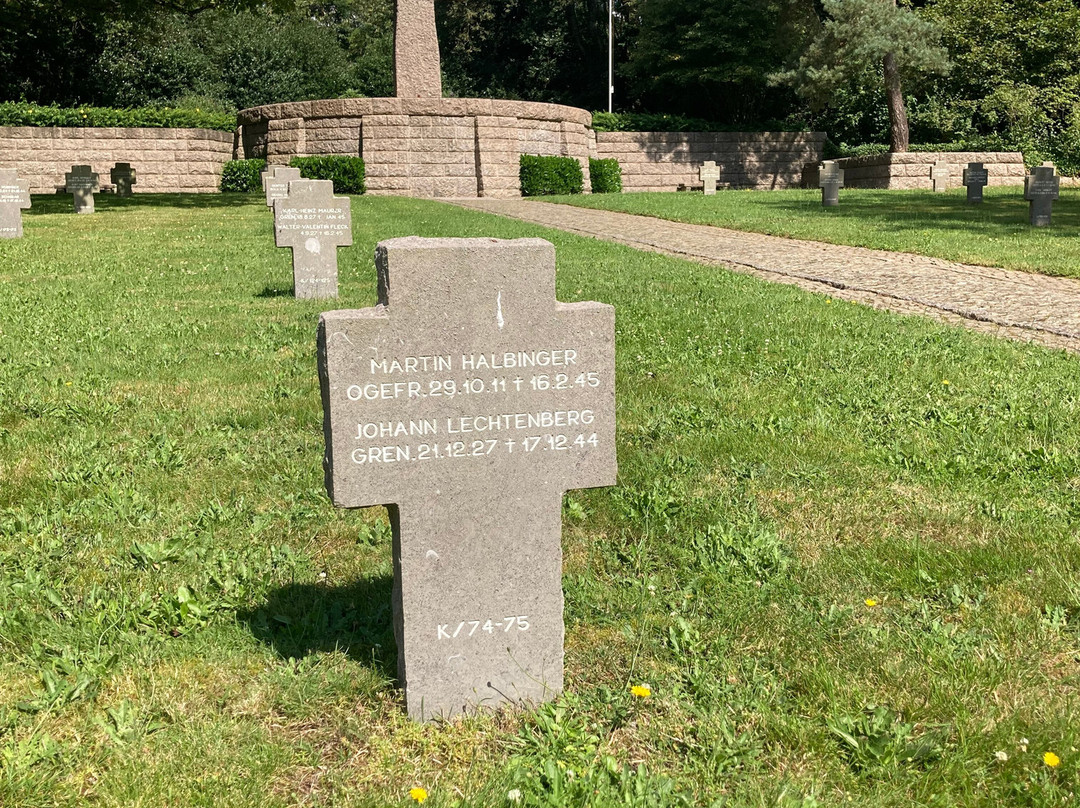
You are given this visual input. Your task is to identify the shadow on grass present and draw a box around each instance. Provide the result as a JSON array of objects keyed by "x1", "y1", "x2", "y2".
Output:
[
  {"x1": 239, "y1": 576, "x2": 397, "y2": 681},
  {"x1": 255, "y1": 285, "x2": 294, "y2": 298},
  {"x1": 744, "y1": 190, "x2": 1080, "y2": 236},
  {"x1": 27, "y1": 192, "x2": 263, "y2": 214}
]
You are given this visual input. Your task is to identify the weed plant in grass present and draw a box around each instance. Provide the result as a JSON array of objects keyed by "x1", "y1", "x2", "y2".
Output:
[
  {"x1": 548, "y1": 187, "x2": 1080, "y2": 280},
  {"x1": 1, "y1": 194, "x2": 1079, "y2": 807}
]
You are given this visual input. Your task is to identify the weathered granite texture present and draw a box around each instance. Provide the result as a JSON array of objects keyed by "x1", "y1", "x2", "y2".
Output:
[
  {"x1": 963, "y1": 162, "x2": 989, "y2": 203},
  {"x1": 808, "y1": 152, "x2": 1028, "y2": 190},
  {"x1": 0, "y1": 127, "x2": 233, "y2": 193},
  {"x1": 1024, "y1": 162, "x2": 1060, "y2": 227},
  {"x1": 594, "y1": 131, "x2": 827, "y2": 191},
  {"x1": 273, "y1": 178, "x2": 351, "y2": 298},
  {"x1": 238, "y1": 98, "x2": 593, "y2": 198},
  {"x1": 0, "y1": 168, "x2": 31, "y2": 238},
  {"x1": 699, "y1": 161, "x2": 719, "y2": 195},
  {"x1": 65, "y1": 165, "x2": 99, "y2": 213},
  {"x1": 110, "y1": 162, "x2": 137, "y2": 197},
  {"x1": 263, "y1": 166, "x2": 302, "y2": 207},
  {"x1": 317, "y1": 237, "x2": 616, "y2": 721},
  {"x1": 819, "y1": 160, "x2": 844, "y2": 207},
  {"x1": 395, "y1": 0, "x2": 442, "y2": 98}
]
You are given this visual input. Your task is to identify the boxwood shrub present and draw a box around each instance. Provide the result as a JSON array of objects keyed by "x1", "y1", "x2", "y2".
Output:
[
  {"x1": 589, "y1": 157, "x2": 622, "y2": 194},
  {"x1": 0, "y1": 101, "x2": 236, "y2": 131},
  {"x1": 289, "y1": 155, "x2": 366, "y2": 194},
  {"x1": 220, "y1": 159, "x2": 266, "y2": 193},
  {"x1": 519, "y1": 154, "x2": 584, "y2": 196}
]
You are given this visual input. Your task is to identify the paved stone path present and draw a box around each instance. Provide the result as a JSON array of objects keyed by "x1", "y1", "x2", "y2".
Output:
[{"x1": 452, "y1": 198, "x2": 1080, "y2": 354}]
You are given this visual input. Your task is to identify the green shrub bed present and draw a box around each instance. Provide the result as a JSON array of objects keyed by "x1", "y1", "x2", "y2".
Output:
[
  {"x1": 520, "y1": 154, "x2": 584, "y2": 196},
  {"x1": 0, "y1": 101, "x2": 236, "y2": 131},
  {"x1": 288, "y1": 155, "x2": 366, "y2": 194},
  {"x1": 220, "y1": 159, "x2": 266, "y2": 193},
  {"x1": 588, "y1": 158, "x2": 622, "y2": 194}
]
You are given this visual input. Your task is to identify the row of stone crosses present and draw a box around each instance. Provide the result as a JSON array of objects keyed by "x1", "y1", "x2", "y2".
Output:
[
  {"x1": 812, "y1": 159, "x2": 1064, "y2": 226},
  {"x1": 0, "y1": 163, "x2": 136, "y2": 236},
  {"x1": 692, "y1": 158, "x2": 1062, "y2": 226}
]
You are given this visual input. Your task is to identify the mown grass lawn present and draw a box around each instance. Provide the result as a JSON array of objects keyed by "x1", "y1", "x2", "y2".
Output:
[
  {"x1": 1, "y1": 193, "x2": 1079, "y2": 807},
  {"x1": 547, "y1": 187, "x2": 1080, "y2": 280}
]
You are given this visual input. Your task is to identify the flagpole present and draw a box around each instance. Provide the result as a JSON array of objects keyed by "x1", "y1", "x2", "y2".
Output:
[{"x1": 608, "y1": 0, "x2": 614, "y2": 113}]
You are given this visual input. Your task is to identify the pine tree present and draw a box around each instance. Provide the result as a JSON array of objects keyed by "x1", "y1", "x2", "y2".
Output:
[{"x1": 778, "y1": 0, "x2": 950, "y2": 151}]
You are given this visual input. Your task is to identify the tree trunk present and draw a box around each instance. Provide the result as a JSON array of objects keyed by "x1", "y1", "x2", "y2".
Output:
[{"x1": 883, "y1": 50, "x2": 909, "y2": 152}]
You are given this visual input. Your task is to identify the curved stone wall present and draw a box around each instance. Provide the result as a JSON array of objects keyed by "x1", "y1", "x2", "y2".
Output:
[{"x1": 237, "y1": 98, "x2": 592, "y2": 198}]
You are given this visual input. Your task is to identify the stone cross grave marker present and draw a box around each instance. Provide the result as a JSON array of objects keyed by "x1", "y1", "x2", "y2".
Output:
[
  {"x1": 819, "y1": 160, "x2": 844, "y2": 207},
  {"x1": 273, "y1": 179, "x2": 352, "y2": 299},
  {"x1": 264, "y1": 166, "x2": 302, "y2": 208},
  {"x1": 962, "y1": 162, "x2": 989, "y2": 203},
  {"x1": 1024, "y1": 162, "x2": 1060, "y2": 227},
  {"x1": 110, "y1": 163, "x2": 137, "y2": 197},
  {"x1": 395, "y1": 0, "x2": 442, "y2": 98},
  {"x1": 318, "y1": 237, "x2": 616, "y2": 722},
  {"x1": 931, "y1": 160, "x2": 949, "y2": 192},
  {"x1": 65, "y1": 165, "x2": 100, "y2": 214},
  {"x1": 0, "y1": 168, "x2": 31, "y2": 239},
  {"x1": 699, "y1": 161, "x2": 720, "y2": 196}
]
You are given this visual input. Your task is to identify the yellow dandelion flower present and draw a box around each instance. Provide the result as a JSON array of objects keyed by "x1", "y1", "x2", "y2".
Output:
[
  {"x1": 409, "y1": 787, "x2": 428, "y2": 803},
  {"x1": 941, "y1": 379, "x2": 950, "y2": 385},
  {"x1": 1044, "y1": 751, "x2": 1061, "y2": 768},
  {"x1": 630, "y1": 684, "x2": 651, "y2": 698},
  {"x1": 865, "y1": 599, "x2": 878, "y2": 607}
]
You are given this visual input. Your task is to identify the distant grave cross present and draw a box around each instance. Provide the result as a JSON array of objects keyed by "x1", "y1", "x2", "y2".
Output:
[
  {"x1": 395, "y1": 0, "x2": 442, "y2": 98},
  {"x1": 110, "y1": 163, "x2": 137, "y2": 197},
  {"x1": 819, "y1": 160, "x2": 844, "y2": 207},
  {"x1": 0, "y1": 168, "x2": 31, "y2": 239},
  {"x1": 931, "y1": 160, "x2": 949, "y2": 192},
  {"x1": 962, "y1": 162, "x2": 989, "y2": 203},
  {"x1": 699, "y1": 161, "x2": 720, "y2": 196},
  {"x1": 264, "y1": 166, "x2": 302, "y2": 208},
  {"x1": 273, "y1": 179, "x2": 352, "y2": 299},
  {"x1": 1024, "y1": 162, "x2": 1059, "y2": 227},
  {"x1": 65, "y1": 165, "x2": 99, "y2": 214},
  {"x1": 318, "y1": 237, "x2": 616, "y2": 721}
]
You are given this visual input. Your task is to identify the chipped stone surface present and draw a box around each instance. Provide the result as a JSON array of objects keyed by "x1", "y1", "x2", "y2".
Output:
[
  {"x1": 273, "y1": 179, "x2": 351, "y2": 299},
  {"x1": 452, "y1": 198, "x2": 1080, "y2": 355},
  {"x1": 0, "y1": 168, "x2": 31, "y2": 238},
  {"x1": 64, "y1": 165, "x2": 99, "y2": 213},
  {"x1": 317, "y1": 237, "x2": 616, "y2": 721}
]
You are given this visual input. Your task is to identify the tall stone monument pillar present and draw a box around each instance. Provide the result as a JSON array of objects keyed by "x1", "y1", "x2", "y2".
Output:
[{"x1": 395, "y1": 0, "x2": 442, "y2": 98}]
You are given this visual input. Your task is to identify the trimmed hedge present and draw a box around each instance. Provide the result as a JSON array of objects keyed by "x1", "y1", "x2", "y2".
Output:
[
  {"x1": 591, "y1": 111, "x2": 804, "y2": 134},
  {"x1": 220, "y1": 159, "x2": 266, "y2": 193},
  {"x1": 0, "y1": 101, "x2": 236, "y2": 132},
  {"x1": 520, "y1": 154, "x2": 584, "y2": 196},
  {"x1": 289, "y1": 155, "x2": 366, "y2": 194},
  {"x1": 588, "y1": 158, "x2": 622, "y2": 194}
]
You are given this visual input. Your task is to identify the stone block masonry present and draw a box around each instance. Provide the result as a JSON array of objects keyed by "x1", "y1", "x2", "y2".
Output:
[
  {"x1": 0, "y1": 127, "x2": 234, "y2": 194},
  {"x1": 594, "y1": 131, "x2": 827, "y2": 192},
  {"x1": 813, "y1": 152, "x2": 1028, "y2": 190},
  {"x1": 238, "y1": 98, "x2": 594, "y2": 198}
]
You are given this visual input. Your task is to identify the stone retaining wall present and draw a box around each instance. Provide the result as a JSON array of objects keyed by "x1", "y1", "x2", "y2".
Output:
[
  {"x1": 813, "y1": 152, "x2": 1028, "y2": 189},
  {"x1": 593, "y1": 131, "x2": 827, "y2": 192},
  {"x1": 237, "y1": 97, "x2": 593, "y2": 198},
  {"x1": 0, "y1": 127, "x2": 235, "y2": 193}
]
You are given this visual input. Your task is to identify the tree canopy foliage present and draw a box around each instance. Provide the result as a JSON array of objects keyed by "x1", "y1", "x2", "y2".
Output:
[{"x1": 0, "y1": 0, "x2": 1077, "y2": 162}]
